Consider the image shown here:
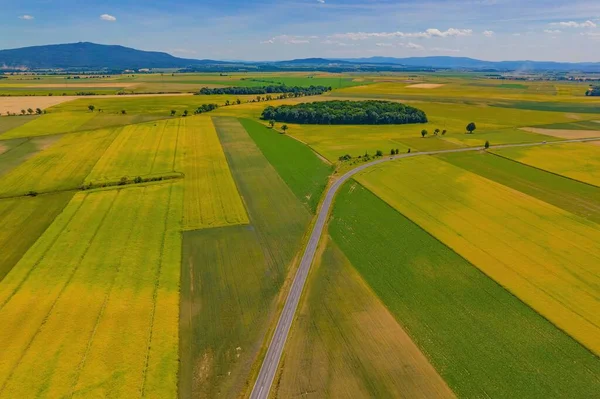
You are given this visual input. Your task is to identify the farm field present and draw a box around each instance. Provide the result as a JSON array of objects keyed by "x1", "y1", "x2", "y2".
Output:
[
  {"x1": 0, "y1": 112, "x2": 97, "y2": 139},
  {"x1": 356, "y1": 156, "x2": 600, "y2": 354},
  {"x1": 0, "y1": 193, "x2": 72, "y2": 281},
  {"x1": 274, "y1": 237, "x2": 454, "y2": 398},
  {"x1": 0, "y1": 182, "x2": 183, "y2": 398},
  {"x1": 240, "y1": 118, "x2": 333, "y2": 213},
  {"x1": 329, "y1": 181, "x2": 600, "y2": 398},
  {"x1": 438, "y1": 151, "x2": 600, "y2": 224},
  {"x1": 0, "y1": 128, "x2": 118, "y2": 197},
  {"x1": 178, "y1": 116, "x2": 311, "y2": 397},
  {"x1": 0, "y1": 116, "x2": 38, "y2": 135},
  {"x1": 492, "y1": 143, "x2": 600, "y2": 187},
  {"x1": 0, "y1": 136, "x2": 61, "y2": 177}
]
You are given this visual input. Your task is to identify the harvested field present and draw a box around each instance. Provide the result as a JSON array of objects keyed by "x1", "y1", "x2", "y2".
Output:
[
  {"x1": 178, "y1": 116, "x2": 311, "y2": 398},
  {"x1": 330, "y1": 180, "x2": 600, "y2": 398},
  {"x1": 274, "y1": 238, "x2": 454, "y2": 398},
  {"x1": 0, "y1": 182, "x2": 183, "y2": 398},
  {"x1": 0, "y1": 96, "x2": 78, "y2": 114},
  {"x1": 357, "y1": 156, "x2": 600, "y2": 355},
  {"x1": 520, "y1": 127, "x2": 600, "y2": 139},
  {"x1": 406, "y1": 83, "x2": 445, "y2": 89},
  {"x1": 492, "y1": 143, "x2": 600, "y2": 187},
  {"x1": 0, "y1": 128, "x2": 118, "y2": 197},
  {"x1": 179, "y1": 116, "x2": 248, "y2": 230},
  {"x1": 0, "y1": 193, "x2": 72, "y2": 281}
]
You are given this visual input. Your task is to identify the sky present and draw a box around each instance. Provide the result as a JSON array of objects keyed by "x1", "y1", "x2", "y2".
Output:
[{"x1": 2, "y1": 0, "x2": 600, "y2": 62}]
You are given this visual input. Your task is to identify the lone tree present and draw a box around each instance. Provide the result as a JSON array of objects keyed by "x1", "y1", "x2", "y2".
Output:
[
  {"x1": 421, "y1": 129, "x2": 428, "y2": 138},
  {"x1": 281, "y1": 124, "x2": 288, "y2": 134},
  {"x1": 121, "y1": 109, "x2": 127, "y2": 115},
  {"x1": 434, "y1": 128, "x2": 440, "y2": 136},
  {"x1": 88, "y1": 105, "x2": 95, "y2": 112},
  {"x1": 27, "y1": 108, "x2": 34, "y2": 115},
  {"x1": 170, "y1": 110, "x2": 176, "y2": 117},
  {"x1": 269, "y1": 120, "x2": 275, "y2": 128},
  {"x1": 466, "y1": 122, "x2": 477, "y2": 134},
  {"x1": 376, "y1": 150, "x2": 383, "y2": 157},
  {"x1": 484, "y1": 140, "x2": 490, "y2": 149},
  {"x1": 183, "y1": 110, "x2": 189, "y2": 117},
  {"x1": 442, "y1": 129, "x2": 447, "y2": 135},
  {"x1": 36, "y1": 108, "x2": 42, "y2": 115}
]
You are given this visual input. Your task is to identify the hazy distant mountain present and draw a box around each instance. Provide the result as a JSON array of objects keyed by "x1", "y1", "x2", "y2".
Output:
[
  {"x1": 0, "y1": 42, "x2": 219, "y2": 70},
  {"x1": 2, "y1": 42, "x2": 600, "y2": 72}
]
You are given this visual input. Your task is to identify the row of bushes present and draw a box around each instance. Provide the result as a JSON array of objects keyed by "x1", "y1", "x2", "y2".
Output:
[
  {"x1": 197, "y1": 85, "x2": 331, "y2": 96},
  {"x1": 261, "y1": 100, "x2": 428, "y2": 125}
]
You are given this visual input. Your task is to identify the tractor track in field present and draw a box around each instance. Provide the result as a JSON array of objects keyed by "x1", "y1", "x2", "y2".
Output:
[{"x1": 249, "y1": 136, "x2": 600, "y2": 399}]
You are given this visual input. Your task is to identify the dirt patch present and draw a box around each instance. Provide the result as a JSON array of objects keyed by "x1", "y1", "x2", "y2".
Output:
[
  {"x1": 0, "y1": 143, "x2": 6, "y2": 155},
  {"x1": 23, "y1": 83, "x2": 139, "y2": 88},
  {"x1": 0, "y1": 97, "x2": 80, "y2": 114},
  {"x1": 406, "y1": 83, "x2": 445, "y2": 89},
  {"x1": 520, "y1": 127, "x2": 600, "y2": 139},
  {"x1": 589, "y1": 141, "x2": 600, "y2": 147},
  {"x1": 565, "y1": 113, "x2": 583, "y2": 120}
]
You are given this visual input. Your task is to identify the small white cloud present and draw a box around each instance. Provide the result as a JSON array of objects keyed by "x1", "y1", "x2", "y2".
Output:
[
  {"x1": 544, "y1": 29, "x2": 561, "y2": 34},
  {"x1": 331, "y1": 28, "x2": 472, "y2": 41},
  {"x1": 551, "y1": 20, "x2": 596, "y2": 28},
  {"x1": 375, "y1": 43, "x2": 393, "y2": 47},
  {"x1": 431, "y1": 47, "x2": 461, "y2": 53},
  {"x1": 483, "y1": 30, "x2": 495, "y2": 37},
  {"x1": 100, "y1": 14, "x2": 117, "y2": 22},
  {"x1": 317, "y1": 0, "x2": 325, "y2": 3},
  {"x1": 512, "y1": 33, "x2": 522, "y2": 36},
  {"x1": 19, "y1": 15, "x2": 34, "y2": 20},
  {"x1": 261, "y1": 35, "x2": 316, "y2": 45},
  {"x1": 404, "y1": 42, "x2": 424, "y2": 50}
]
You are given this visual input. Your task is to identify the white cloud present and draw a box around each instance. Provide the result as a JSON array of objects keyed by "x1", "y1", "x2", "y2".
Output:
[
  {"x1": 375, "y1": 43, "x2": 393, "y2": 47},
  {"x1": 19, "y1": 15, "x2": 34, "y2": 20},
  {"x1": 331, "y1": 28, "x2": 472, "y2": 41},
  {"x1": 317, "y1": 0, "x2": 325, "y2": 3},
  {"x1": 100, "y1": 14, "x2": 117, "y2": 22},
  {"x1": 374, "y1": 42, "x2": 423, "y2": 50},
  {"x1": 431, "y1": 47, "x2": 461, "y2": 53},
  {"x1": 483, "y1": 30, "x2": 494, "y2": 37},
  {"x1": 405, "y1": 42, "x2": 424, "y2": 49},
  {"x1": 261, "y1": 35, "x2": 317, "y2": 45},
  {"x1": 551, "y1": 20, "x2": 596, "y2": 28},
  {"x1": 544, "y1": 29, "x2": 562, "y2": 34}
]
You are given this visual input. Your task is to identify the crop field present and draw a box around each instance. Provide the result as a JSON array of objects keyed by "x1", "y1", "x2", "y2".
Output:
[
  {"x1": 0, "y1": 193, "x2": 72, "y2": 281},
  {"x1": 178, "y1": 116, "x2": 248, "y2": 230},
  {"x1": 438, "y1": 151, "x2": 600, "y2": 224},
  {"x1": 0, "y1": 182, "x2": 183, "y2": 398},
  {"x1": 492, "y1": 143, "x2": 600, "y2": 187},
  {"x1": 240, "y1": 118, "x2": 333, "y2": 212},
  {"x1": 357, "y1": 156, "x2": 600, "y2": 354},
  {"x1": 0, "y1": 136, "x2": 60, "y2": 177},
  {"x1": 0, "y1": 128, "x2": 118, "y2": 197},
  {"x1": 274, "y1": 238, "x2": 454, "y2": 398},
  {"x1": 178, "y1": 116, "x2": 311, "y2": 397},
  {"x1": 0, "y1": 112, "x2": 97, "y2": 139},
  {"x1": 0, "y1": 116, "x2": 38, "y2": 135},
  {"x1": 329, "y1": 181, "x2": 600, "y2": 398}
]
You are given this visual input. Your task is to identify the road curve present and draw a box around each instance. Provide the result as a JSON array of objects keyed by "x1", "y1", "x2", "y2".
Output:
[{"x1": 249, "y1": 136, "x2": 600, "y2": 399}]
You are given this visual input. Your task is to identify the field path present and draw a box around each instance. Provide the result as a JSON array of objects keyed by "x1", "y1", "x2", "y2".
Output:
[{"x1": 249, "y1": 136, "x2": 600, "y2": 399}]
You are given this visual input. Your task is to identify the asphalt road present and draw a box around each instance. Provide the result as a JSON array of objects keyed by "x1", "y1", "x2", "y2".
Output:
[{"x1": 248, "y1": 136, "x2": 600, "y2": 399}]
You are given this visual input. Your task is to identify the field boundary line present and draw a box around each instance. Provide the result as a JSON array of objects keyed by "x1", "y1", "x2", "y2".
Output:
[
  {"x1": 248, "y1": 135, "x2": 600, "y2": 399},
  {"x1": 140, "y1": 183, "x2": 175, "y2": 397},
  {"x1": 0, "y1": 191, "x2": 119, "y2": 395}
]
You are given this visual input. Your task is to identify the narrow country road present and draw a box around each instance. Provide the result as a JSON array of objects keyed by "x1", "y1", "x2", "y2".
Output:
[{"x1": 249, "y1": 136, "x2": 600, "y2": 399}]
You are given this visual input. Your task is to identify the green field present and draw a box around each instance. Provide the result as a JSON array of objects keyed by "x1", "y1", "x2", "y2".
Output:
[
  {"x1": 240, "y1": 118, "x2": 333, "y2": 212},
  {"x1": 0, "y1": 116, "x2": 38, "y2": 135},
  {"x1": 329, "y1": 181, "x2": 600, "y2": 398},
  {"x1": 438, "y1": 151, "x2": 600, "y2": 224},
  {"x1": 178, "y1": 116, "x2": 311, "y2": 398},
  {"x1": 0, "y1": 182, "x2": 183, "y2": 398}
]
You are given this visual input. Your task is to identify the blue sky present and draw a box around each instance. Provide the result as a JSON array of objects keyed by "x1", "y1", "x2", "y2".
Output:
[{"x1": 2, "y1": 0, "x2": 600, "y2": 62}]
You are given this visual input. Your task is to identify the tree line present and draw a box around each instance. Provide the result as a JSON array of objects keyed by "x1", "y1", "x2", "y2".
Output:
[
  {"x1": 197, "y1": 85, "x2": 331, "y2": 96},
  {"x1": 586, "y1": 86, "x2": 600, "y2": 96},
  {"x1": 261, "y1": 100, "x2": 428, "y2": 125}
]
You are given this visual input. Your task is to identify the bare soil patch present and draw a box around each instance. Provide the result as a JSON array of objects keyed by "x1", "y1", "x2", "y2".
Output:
[
  {"x1": 0, "y1": 143, "x2": 7, "y2": 155},
  {"x1": 406, "y1": 83, "x2": 445, "y2": 89},
  {"x1": 0, "y1": 97, "x2": 79, "y2": 114},
  {"x1": 521, "y1": 127, "x2": 600, "y2": 139},
  {"x1": 589, "y1": 141, "x2": 600, "y2": 147}
]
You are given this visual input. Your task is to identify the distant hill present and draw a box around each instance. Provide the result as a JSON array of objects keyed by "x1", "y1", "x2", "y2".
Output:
[{"x1": 0, "y1": 42, "x2": 220, "y2": 70}]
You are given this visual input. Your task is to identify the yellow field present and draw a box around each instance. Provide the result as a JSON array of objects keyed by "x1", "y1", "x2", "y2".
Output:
[
  {"x1": 492, "y1": 143, "x2": 600, "y2": 187},
  {"x1": 0, "y1": 182, "x2": 182, "y2": 398},
  {"x1": 178, "y1": 116, "x2": 248, "y2": 230},
  {"x1": 0, "y1": 128, "x2": 118, "y2": 197},
  {"x1": 85, "y1": 120, "x2": 181, "y2": 183},
  {"x1": 0, "y1": 112, "x2": 97, "y2": 139},
  {"x1": 275, "y1": 238, "x2": 454, "y2": 398},
  {"x1": 357, "y1": 156, "x2": 600, "y2": 354}
]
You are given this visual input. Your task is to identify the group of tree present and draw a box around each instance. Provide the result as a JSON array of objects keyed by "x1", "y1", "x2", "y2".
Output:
[
  {"x1": 586, "y1": 86, "x2": 600, "y2": 96},
  {"x1": 262, "y1": 100, "x2": 428, "y2": 125},
  {"x1": 194, "y1": 103, "x2": 219, "y2": 115},
  {"x1": 16, "y1": 108, "x2": 43, "y2": 115},
  {"x1": 420, "y1": 128, "x2": 447, "y2": 137},
  {"x1": 197, "y1": 85, "x2": 331, "y2": 96}
]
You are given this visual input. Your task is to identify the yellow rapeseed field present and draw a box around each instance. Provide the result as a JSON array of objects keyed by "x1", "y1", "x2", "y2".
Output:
[
  {"x1": 178, "y1": 116, "x2": 248, "y2": 230},
  {"x1": 492, "y1": 143, "x2": 600, "y2": 187},
  {"x1": 357, "y1": 156, "x2": 600, "y2": 355},
  {"x1": 0, "y1": 182, "x2": 182, "y2": 398}
]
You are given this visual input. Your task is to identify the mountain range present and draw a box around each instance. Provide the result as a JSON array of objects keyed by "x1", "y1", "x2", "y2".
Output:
[{"x1": 1, "y1": 42, "x2": 600, "y2": 72}]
